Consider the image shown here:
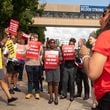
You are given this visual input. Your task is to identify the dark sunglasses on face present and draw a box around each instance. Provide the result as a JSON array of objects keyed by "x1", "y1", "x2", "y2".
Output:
[{"x1": 50, "y1": 41, "x2": 55, "y2": 43}]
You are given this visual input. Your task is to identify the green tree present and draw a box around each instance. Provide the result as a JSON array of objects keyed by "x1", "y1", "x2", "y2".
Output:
[
  {"x1": 11, "y1": 0, "x2": 38, "y2": 31},
  {"x1": 0, "y1": 0, "x2": 46, "y2": 42},
  {"x1": 0, "y1": 0, "x2": 13, "y2": 36},
  {"x1": 29, "y1": 26, "x2": 46, "y2": 43}
]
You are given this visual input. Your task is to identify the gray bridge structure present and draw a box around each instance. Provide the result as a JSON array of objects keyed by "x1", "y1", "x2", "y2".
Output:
[{"x1": 32, "y1": 4, "x2": 106, "y2": 27}]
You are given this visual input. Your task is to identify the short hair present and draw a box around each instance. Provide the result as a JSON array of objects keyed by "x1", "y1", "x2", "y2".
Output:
[
  {"x1": 48, "y1": 39, "x2": 56, "y2": 44},
  {"x1": 33, "y1": 33, "x2": 38, "y2": 38},
  {"x1": 69, "y1": 38, "x2": 76, "y2": 43},
  {"x1": 89, "y1": 31, "x2": 97, "y2": 39},
  {"x1": 30, "y1": 33, "x2": 38, "y2": 38},
  {"x1": 79, "y1": 38, "x2": 86, "y2": 45},
  {"x1": 103, "y1": 4, "x2": 110, "y2": 29}
]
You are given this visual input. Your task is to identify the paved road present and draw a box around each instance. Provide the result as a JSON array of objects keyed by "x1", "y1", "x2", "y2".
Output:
[{"x1": 0, "y1": 78, "x2": 92, "y2": 110}]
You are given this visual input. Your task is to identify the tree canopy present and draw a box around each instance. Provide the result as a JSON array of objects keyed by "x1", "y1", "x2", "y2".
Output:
[{"x1": 0, "y1": 0, "x2": 46, "y2": 43}]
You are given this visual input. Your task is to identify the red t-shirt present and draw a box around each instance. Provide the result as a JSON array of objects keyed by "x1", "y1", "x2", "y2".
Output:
[{"x1": 93, "y1": 30, "x2": 110, "y2": 101}]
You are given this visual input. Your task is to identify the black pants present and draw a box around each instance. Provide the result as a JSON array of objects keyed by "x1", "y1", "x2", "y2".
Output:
[
  {"x1": 76, "y1": 67, "x2": 90, "y2": 97},
  {"x1": 62, "y1": 67, "x2": 76, "y2": 97},
  {"x1": 18, "y1": 63, "x2": 24, "y2": 80},
  {"x1": 96, "y1": 92, "x2": 110, "y2": 110},
  {"x1": 58, "y1": 63, "x2": 64, "y2": 94}
]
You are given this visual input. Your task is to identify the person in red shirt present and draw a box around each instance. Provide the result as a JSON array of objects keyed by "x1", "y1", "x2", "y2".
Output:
[{"x1": 80, "y1": 4, "x2": 110, "y2": 110}]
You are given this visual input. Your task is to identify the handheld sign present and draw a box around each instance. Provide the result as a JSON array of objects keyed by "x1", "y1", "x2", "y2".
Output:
[
  {"x1": 44, "y1": 50, "x2": 59, "y2": 69},
  {"x1": 26, "y1": 41, "x2": 41, "y2": 59},
  {"x1": 8, "y1": 19, "x2": 19, "y2": 36},
  {"x1": 5, "y1": 40, "x2": 15, "y2": 58},
  {"x1": 16, "y1": 44, "x2": 26, "y2": 60},
  {"x1": 62, "y1": 45, "x2": 75, "y2": 60}
]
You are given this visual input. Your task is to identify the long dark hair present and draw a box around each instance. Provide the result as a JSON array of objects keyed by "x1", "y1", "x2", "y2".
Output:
[{"x1": 101, "y1": 4, "x2": 110, "y2": 32}]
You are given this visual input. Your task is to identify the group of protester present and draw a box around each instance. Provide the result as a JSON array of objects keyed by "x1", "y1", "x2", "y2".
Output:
[
  {"x1": 0, "y1": 29, "x2": 90, "y2": 105},
  {"x1": 0, "y1": 4, "x2": 110, "y2": 110}
]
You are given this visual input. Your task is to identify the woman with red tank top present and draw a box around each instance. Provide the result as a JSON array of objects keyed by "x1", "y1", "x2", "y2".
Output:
[{"x1": 80, "y1": 4, "x2": 110, "y2": 110}]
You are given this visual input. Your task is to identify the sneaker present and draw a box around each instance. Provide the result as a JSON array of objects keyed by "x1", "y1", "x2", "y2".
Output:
[
  {"x1": 9, "y1": 89, "x2": 15, "y2": 94},
  {"x1": 25, "y1": 94, "x2": 33, "y2": 99},
  {"x1": 35, "y1": 93, "x2": 40, "y2": 99},
  {"x1": 8, "y1": 97, "x2": 18, "y2": 103},
  {"x1": 13, "y1": 87, "x2": 21, "y2": 92}
]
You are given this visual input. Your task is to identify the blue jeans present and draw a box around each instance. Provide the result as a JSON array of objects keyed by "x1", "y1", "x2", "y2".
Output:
[
  {"x1": 25, "y1": 65, "x2": 40, "y2": 93},
  {"x1": 18, "y1": 63, "x2": 24, "y2": 80}
]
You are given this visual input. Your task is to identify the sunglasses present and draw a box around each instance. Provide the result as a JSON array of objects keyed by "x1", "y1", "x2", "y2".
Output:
[{"x1": 50, "y1": 41, "x2": 55, "y2": 43}]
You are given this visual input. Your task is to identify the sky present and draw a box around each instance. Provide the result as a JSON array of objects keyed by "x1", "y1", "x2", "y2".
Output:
[
  {"x1": 40, "y1": 0, "x2": 110, "y2": 6},
  {"x1": 40, "y1": 0, "x2": 110, "y2": 46}
]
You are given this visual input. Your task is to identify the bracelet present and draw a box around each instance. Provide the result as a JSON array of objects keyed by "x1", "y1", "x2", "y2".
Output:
[{"x1": 82, "y1": 55, "x2": 90, "y2": 62}]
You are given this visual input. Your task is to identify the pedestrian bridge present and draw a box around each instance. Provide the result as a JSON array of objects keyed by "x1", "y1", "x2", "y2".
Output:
[{"x1": 32, "y1": 17, "x2": 100, "y2": 28}]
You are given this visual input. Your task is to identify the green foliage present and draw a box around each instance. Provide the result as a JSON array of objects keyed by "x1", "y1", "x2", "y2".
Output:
[
  {"x1": 11, "y1": 0, "x2": 39, "y2": 31},
  {"x1": 0, "y1": 0, "x2": 46, "y2": 42},
  {"x1": 0, "y1": 0, "x2": 13, "y2": 36}
]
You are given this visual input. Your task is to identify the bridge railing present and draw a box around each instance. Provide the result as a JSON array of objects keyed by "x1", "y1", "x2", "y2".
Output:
[{"x1": 32, "y1": 17, "x2": 100, "y2": 27}]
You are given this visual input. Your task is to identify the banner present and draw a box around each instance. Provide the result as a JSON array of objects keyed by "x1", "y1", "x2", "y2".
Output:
[
  {"x1": 0, "y1": 49, "x2": 3, "y2": 69},
  {"x1": 8, "y1": 19, "x2": 19, "y2": 36},
  {"x1": 16, "y1": 44, "x2": 26, "y2": 60},
  {"x1": 26, "y1": 41, "x2": 41, "y2": 59},
  {"x1": 62, "y1": 45, "x2": 75, "y2": 60},
  {"x1": 80, "y1": 5, "x2": 105, "y2": 12},
  {"x1": 5, "y1": 40, "x2": 15, "y2": 58},
  {"x1": 44, "y1": 50, "x2": 59, "y2": 69}
]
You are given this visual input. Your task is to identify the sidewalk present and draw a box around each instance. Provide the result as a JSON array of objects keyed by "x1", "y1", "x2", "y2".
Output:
[{"x1": 0, "y1": 79, "x2": 92, "y2": 110}]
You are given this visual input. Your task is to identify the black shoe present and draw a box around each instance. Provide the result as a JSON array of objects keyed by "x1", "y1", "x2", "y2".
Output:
[
  {"x1": 83, "y1": 96, "x2": 89, "y2": 100},
  {"x1": 60, "y1": 95, "x2": 67, "y2": 99},
  {"x1": 54, "y1": 98, "x2": 58, "y2": 105},
  {"x1": 8, "y1": 97, "x2": 18, "y2": 103},
  {"x1": 18, "y1": 79, "x2": 23, "y2": 81},
  {"x1": 13, "y1": 87, "x2": 21, "y2": 92},
  {"x1": 40, "y1": 88, "x2": 43, "y2": 92},
  {"x1": 74, "y1": 94, "x2": 81, "y2": 98},
  {"x1": 91, "y1": 107, "x2": 98, "y2": 110},
  {"x1": 9, "y1": 89, "x2": 15, "y2": 94},
  {"x1": 48, "y1": 97, "x2": 53, "y2": 104},
  {"x1": 70, "y1": 97, "x2": 74, "y2": 102}
]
